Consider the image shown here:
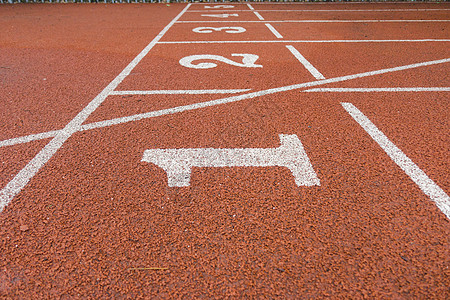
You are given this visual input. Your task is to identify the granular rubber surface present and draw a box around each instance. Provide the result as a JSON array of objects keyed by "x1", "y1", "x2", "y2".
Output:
[{"x1": 0, "y1": 2, "x2": 449, "y2": 298}]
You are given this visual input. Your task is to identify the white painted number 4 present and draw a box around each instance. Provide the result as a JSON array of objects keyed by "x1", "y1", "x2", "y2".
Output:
[{"x1": 179, "y1": 54, "x2": 263, "y2": 69}]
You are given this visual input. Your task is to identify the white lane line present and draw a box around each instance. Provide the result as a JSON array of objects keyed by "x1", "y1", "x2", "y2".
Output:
[
  {"x1": 0, "y1": 130, "x2": 61, "y2": 148},
  {"x1": 246, "y1": 3, "x2": 255, "y2": 10},
  {"x1": 305, "y1": 87, "x2": 450, "y2": 93},
  {"x1": 0, "y1": 4, "x2": 192, "y2": 213},
  {"x1": 188, "y1": 9, "x2": 450, "y2": 12},
  {"x1": 254, "y1": 12, "x2": 265, "y2": 21},
  {"x1": 159, "y1": 39, "x2": 450, "y2": 44},
  {"x1": 2, "y1": 58, "x2": 449, "y2": 148},
  {"x1": 77, "y1": 58, "x2": 450, "y2": 132},
  {"x1": 286, "y1": 45, "x2": 325, "y2": 80},
  {"x1": 178, "y1": 20, "x2": 450, "y2": 23},
  {"x1": 264, "y1": 23, "x2": 283, "y2": 39},
  {"x1": 111, "y1": 89, "x2": 251, "y2": 95},
  {"x1": 247, "y1": 3, "x2": 265, "y2": 20},
  {"x1": 342, "y1": 102, "x2": 450, "y2": 219}
]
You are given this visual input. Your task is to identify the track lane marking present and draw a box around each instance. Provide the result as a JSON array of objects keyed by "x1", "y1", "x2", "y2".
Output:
[
  {"x1": 178, "y1": 20, "x2": 450, "y2": 23},
  {"x1": 0, "y1": 3, "x2": 192, "y2": 212},
  {"x1": 305, "y1": 87, "x2": 450, "y2": 92},
  {"x1": 264, "y1": 23, "x2": 283, "y2": 39},
  {"x1": 159, "y1": 39, "x2": 450, "y2": 44},
  {"x1": 247, "y1": 3, "x2": 265, "y2": 21},
  {"x1": 111, "y1": 89, "x2": 251, "y2": 95},
  {"x1": 2, "y1": 58, "x2": 448, "y2": 149},
  {"x1": 342, "y1": 102, "x2": 450, "y2": 220},
  {"x1": 286, "y1": 45, "x2": 325, "y2": 80},
  {"x1": 188, "y1": 9, "x2": 450, "y2": 12}
]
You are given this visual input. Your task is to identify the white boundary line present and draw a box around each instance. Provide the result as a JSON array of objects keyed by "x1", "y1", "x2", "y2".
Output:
[
  {"x1": 286, "y1": 45, "x2": 326, "y2": 80},
  {"x1": 342, "y1": 102, "x2": 450, "y2": 219},
  {"x1": 159, "y1": 39, "x2": 450, "y2": 44},
  {"x1": 188, "y1": 9, "x2": 450, "y2": 12},
  {"x1": 2, "y1": 58, "x2": 448, "y2": 149},
  {"x1": 111, "y1": 89, "x2": 251, "y2": 95},
  {"x1": 305, "y1": 87, "x2": 450, "y2": 92},
  {"x1": 0, "y1": 4, "x2": 192, "y2": 213},
  {"x1": 264, "y1": 23, "x2": 283, "y2": 39},
  {"x1": 247, "y1": 3, "x2": 265, "y2": 21},
  {"x1": 178, "y1": 20, "x2": 450, "y2": 23}
]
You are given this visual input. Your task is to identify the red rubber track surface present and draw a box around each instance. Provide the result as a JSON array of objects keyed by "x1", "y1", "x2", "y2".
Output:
[{"x1": 1, "y1": 2, "x2": 449, "y2": 298}]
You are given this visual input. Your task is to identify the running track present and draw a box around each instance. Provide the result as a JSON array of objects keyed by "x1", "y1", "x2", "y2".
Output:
[{"x1": 0, "y1": 2, "x2": 449, "y2": 297}]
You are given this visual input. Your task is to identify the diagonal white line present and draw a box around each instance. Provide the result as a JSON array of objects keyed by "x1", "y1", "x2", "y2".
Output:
[
  {"x1": 0, "y1": 4, "x2": 192, "y2": 212},
  {"x1": 305, "y1": 87, "x2": 450, "y2": 93},
  {"x1": 1, "y1": 58, "x2": 449, "y2": 149},
  {"x1": 286, "y1": 45, "x2": 325, "y2": 80},
  {"x1": 342, "y1": 102, "x2": 450, "y2": 219},
  {"x1": 265, "y1": 23, "x2": 283, "y2": 39}
]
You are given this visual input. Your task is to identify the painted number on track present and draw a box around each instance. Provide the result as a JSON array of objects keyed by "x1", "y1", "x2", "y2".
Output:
[
  {"x1": 204, "y1": 5, "x2": 235, "y2": 9},
  {"x1": 201, "y1": 14, "x2": 239, "y2": 18},
  {"x1": 179, "y1": 54, "x2": 263, "y2": 69},
  {"x1": 192, "y1": 27, "x2": 246, "y2": 34}
]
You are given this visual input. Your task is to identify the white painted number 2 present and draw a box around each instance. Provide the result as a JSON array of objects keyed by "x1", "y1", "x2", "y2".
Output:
[
  {"x1": 192, "y1": 27, "x2": 246, "y2": 34},
  {"x1": 179, "y1": 54, "x2": 263, "y2": 69},
  {"x1": 204, "y1": 5, "x2": 234, "y2": 9}
]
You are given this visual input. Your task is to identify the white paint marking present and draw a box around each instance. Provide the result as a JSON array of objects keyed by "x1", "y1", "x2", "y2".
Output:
[
  {"x1": 253, "y1": 12, "x2": 265, "y2": 21},
  {"x1": 246, "y1": 3, "x2": 264, "y2": 20},
  {"x1": 264, "y1": 23, "x2": 283, "y2": 39},
  {"x1": 0, "y1": 130, "x2": 61, "y2": 148},
  {"x1": 188, "y1": 9, "x2": 450, "y2": 12},
  {"x1": 0, "y1": 4, "x2": 193, "y2": 213},
  {"x1": 305, "y1": 87, "x2": 450, "y2": 93},
  {"x1": 142, "y1": 134, "x2": 320, "y2": 187},
  {"x1": 342, "y1": 102, "x2": 450, "y2": 219},
  {"x1": 159, "y1": 39, "x2": 450, "y2": 44},
  {"x1": 201, "y1": 14, "x2": 239, "y2": 18},
  {"x1": 178, "y1": 20, "x2": 450, "y2": 23},
  {"x1": 192, "y1": 26, "x2": 246, "y2": 34},
  {"x1": 111, "y1": 89, "x2": 251, "y2": 95},
  {"x1": 203, "y1": 5, "x2": 234, "y2": 9},
  {"x1": 2, "y1": 58, "x2": 449, "y2": 149},
  {"x1": 179, "y1": 54, "x2": 262, "y2": 69},
  {"x1": 286, "y1": 45, "x2": 325, "y2": 80}
]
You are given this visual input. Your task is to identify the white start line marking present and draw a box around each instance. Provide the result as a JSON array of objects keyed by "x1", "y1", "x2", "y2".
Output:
[{"x1": 142, "y1": 134, "x2": 320, "y2": 187}]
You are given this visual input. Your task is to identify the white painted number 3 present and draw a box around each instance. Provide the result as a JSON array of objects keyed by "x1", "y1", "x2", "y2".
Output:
[
  {"x1": 179, "y1": 54, "x2": 263, "y2": 69},
  {"x1": 192, "y1": 27, "x2": 246, "y2": 34}
]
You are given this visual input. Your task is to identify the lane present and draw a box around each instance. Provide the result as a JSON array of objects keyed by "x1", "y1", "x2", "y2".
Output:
[
  {"x1": 258, "y1": 10, "x2": 450, "y2": 21},
  {"x1": 271, "y1": 22, "x2": 450, "y2": 40}
]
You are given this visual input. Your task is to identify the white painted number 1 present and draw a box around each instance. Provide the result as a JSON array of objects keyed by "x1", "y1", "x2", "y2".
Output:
[
  {"x1": 179, "y1": 54, "x2": 263, "y2": 69},
  {"x1": 193, "y1": 27, "x2": 246, "y2": 34},
  {"x1": 204, "y1": 5, "x2": 234, "y2": 9}
]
